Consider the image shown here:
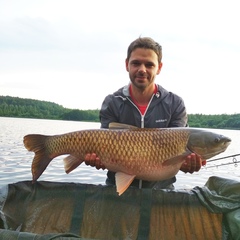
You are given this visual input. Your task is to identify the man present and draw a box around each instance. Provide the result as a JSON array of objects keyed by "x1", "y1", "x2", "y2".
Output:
[{"x1": 85, "y1": 37, "x2": 205, "y2": 189}]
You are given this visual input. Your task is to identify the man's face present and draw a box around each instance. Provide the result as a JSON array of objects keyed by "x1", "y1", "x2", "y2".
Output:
[{"x1": 125, "y1": 48, "x2": 162, "y2": 90}]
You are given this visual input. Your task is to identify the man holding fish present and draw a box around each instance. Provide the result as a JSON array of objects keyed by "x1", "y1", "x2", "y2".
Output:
[
  {"x1": 85, "y1": 37, "x2": 207, "y2": 190},
  {"x1": 24, "y1": 37, "x2": 231, "y2": 195}
]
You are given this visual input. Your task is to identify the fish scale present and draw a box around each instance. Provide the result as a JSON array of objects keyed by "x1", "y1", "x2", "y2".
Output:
[{"x1": 36, "y1": 129, "x2": 188, "y2": 172}]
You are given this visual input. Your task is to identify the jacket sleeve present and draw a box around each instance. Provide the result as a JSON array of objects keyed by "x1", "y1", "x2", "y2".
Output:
[
  {"x1": 99, "y1": 94, "x2": 119, "y2": 128},
  {"x1": 168, "y1": 95, "x2": 188, "y2": 127}
]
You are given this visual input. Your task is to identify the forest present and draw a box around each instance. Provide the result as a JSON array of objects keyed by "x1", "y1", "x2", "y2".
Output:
[
  {"x1": 1, "y1": 95, "x2": 240, "y2": 130},
  {"x1": 0, "y1": 96, "x2": 99, "y2": 122}
]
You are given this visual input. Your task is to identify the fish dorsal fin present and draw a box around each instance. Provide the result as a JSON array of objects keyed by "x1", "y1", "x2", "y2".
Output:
[
  {"x1": 115, "y1": 172, "x2": 136, "y2": 195},
  {"x1": 109, "y1": 122, "x2": 138, "y2": 129}
]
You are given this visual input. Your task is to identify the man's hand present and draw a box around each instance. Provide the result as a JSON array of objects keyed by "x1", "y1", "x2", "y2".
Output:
[
  {"x1": 180, "y1": 153, "x2": 206, "y2": 173},
  {"x1": 85, "y1": 153, "x2": 106, "y2": 170}
]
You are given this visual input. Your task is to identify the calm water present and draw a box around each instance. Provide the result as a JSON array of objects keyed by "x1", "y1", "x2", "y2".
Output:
[{"x1": 0, "y1": 117, "x2": 240, "y2": 189}]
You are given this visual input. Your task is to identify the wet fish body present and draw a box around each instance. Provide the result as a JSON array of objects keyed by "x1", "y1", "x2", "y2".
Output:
[{"x1": 23, "y1": 124, "x2": 231, "y2": 195}]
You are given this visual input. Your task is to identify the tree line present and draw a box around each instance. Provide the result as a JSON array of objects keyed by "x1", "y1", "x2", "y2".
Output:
[
  {"x1": 0, "y1": 96, "x2": 99, "y2": 122},
  {"x1": 1, "y1": 95, "x2": 240, "y2": 129}
]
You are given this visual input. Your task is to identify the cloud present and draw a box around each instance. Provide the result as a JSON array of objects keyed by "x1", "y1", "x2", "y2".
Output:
[{"x1": 0, "y1": 0, "x2": 240, "y2": 114}]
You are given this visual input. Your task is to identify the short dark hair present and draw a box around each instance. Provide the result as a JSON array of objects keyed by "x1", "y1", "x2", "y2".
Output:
[{"x1": 126, "y1": 37, "x2": 162, "y2": 63}]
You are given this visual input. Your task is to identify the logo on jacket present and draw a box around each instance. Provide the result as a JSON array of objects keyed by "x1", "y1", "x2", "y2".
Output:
[{"x1": 155, "y1": 119, "x2": 167, "y2": 123}]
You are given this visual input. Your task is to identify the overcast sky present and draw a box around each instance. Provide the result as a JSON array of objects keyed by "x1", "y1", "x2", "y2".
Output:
[{"x1": 0, "y1": 0, "x2": 239, "y2": 114}]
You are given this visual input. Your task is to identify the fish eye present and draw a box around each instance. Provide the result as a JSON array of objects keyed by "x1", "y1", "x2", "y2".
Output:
[{"x1": 214, "y1": 137, "x2": 220, "y2": 143}]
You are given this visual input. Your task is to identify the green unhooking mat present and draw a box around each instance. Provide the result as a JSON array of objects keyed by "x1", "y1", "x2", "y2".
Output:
[{"x1": 0, "y1": 176, "x2": 240, "y2": 240}]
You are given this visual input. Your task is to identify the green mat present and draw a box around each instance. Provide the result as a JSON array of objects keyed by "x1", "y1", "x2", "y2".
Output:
[{"x1": 0, "y1": 176, "x2": 239, "y2": 240}]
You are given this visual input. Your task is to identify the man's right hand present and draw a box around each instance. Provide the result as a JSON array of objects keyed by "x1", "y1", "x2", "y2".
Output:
[{"x1": 85, "y1": 153, "x2": 106, "y2": 170}]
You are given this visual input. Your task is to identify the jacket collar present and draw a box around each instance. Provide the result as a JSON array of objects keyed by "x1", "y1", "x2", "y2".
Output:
[{"x1": 122, "y1": 83, "x2": 168, "y2": 99}]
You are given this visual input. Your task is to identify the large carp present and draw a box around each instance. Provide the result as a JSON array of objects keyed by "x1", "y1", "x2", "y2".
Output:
[{"x1": 23, "y1": 123, "x2": 231, "y2": 195}]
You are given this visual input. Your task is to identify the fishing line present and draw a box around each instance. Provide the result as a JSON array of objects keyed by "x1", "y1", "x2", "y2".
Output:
[
  {"x1": 204, "y1": 153, "x2": 240, "y2": 169},
  {"x1": 205, "y1": 158, "x2": 240, "y2": 169},
  {"x1": 207, "y1": 153, "x2": 240, "y2": 162}
]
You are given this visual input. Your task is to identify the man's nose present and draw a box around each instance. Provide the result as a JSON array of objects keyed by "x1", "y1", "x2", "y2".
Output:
[{"x1": 138, "y1": 64, "x2": 146, "y2": 73}]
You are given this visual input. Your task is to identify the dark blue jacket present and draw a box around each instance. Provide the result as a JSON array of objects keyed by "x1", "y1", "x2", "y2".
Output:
[{"x1": 99, "y1": 84, "x2": 188, "y2": 189}]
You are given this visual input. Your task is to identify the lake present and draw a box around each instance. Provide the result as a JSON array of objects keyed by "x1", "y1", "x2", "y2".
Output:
[{"x1": 0, "y1": 117, "x2": 240, "y2": 189}]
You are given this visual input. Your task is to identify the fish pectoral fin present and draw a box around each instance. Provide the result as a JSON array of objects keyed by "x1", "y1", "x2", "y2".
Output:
[
  {"x1": 162, "y1": 155, "x2": 187, "y2": 167},
  {"x1": 64, "y1": 155, "x2": 84, "y2": 174},
  {"x1": 115, "y1": 172, "x2": 136, "y2": 196}
]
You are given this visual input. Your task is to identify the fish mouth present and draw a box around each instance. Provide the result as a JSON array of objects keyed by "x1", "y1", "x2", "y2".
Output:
[{"x1": 200, "y1": 148, "x2": 230, "y2": 160}]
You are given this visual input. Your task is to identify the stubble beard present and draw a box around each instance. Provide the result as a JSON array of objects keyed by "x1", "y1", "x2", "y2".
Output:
[{"x1": 130, "y1": 75, "x2": 154, "y2": 91}]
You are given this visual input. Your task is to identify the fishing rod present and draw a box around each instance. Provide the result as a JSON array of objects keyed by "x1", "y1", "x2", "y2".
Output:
[
  {"x1": 207, "y1": 153, "x2": 240, "y2": 162},
  {"x1": 204, "y1": 153, "x2": 240, "y2": 169}
]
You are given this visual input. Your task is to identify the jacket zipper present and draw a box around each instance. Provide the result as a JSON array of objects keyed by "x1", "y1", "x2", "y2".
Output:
[
  {"x1": 127, "y1": 94, "x2": 155, "y2": 128},
  {"x1": 126, "y1": 95, "x2": 155, "y2": 190}
]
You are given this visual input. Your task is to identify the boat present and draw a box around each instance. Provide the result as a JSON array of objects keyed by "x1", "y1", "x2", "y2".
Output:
[{"x1": 0, "y1": 176, "x2": 239, "y2": 240}]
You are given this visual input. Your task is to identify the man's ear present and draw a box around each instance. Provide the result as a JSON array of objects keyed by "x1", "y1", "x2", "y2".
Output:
[
  {"x1": 125, "y1": 59, "x2": 129, "y2": 72},
  {"x1": 157, "y1": 62, "x2": 163, "y2": 75}
]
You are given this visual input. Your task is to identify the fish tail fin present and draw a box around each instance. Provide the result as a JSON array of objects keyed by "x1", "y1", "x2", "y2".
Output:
[
  {"x1": 23, "y1": 134, "x2": 52, "y2": 182},
  {"x1": 64, "y1": 155, "x2": 84, "y2": 174}
]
